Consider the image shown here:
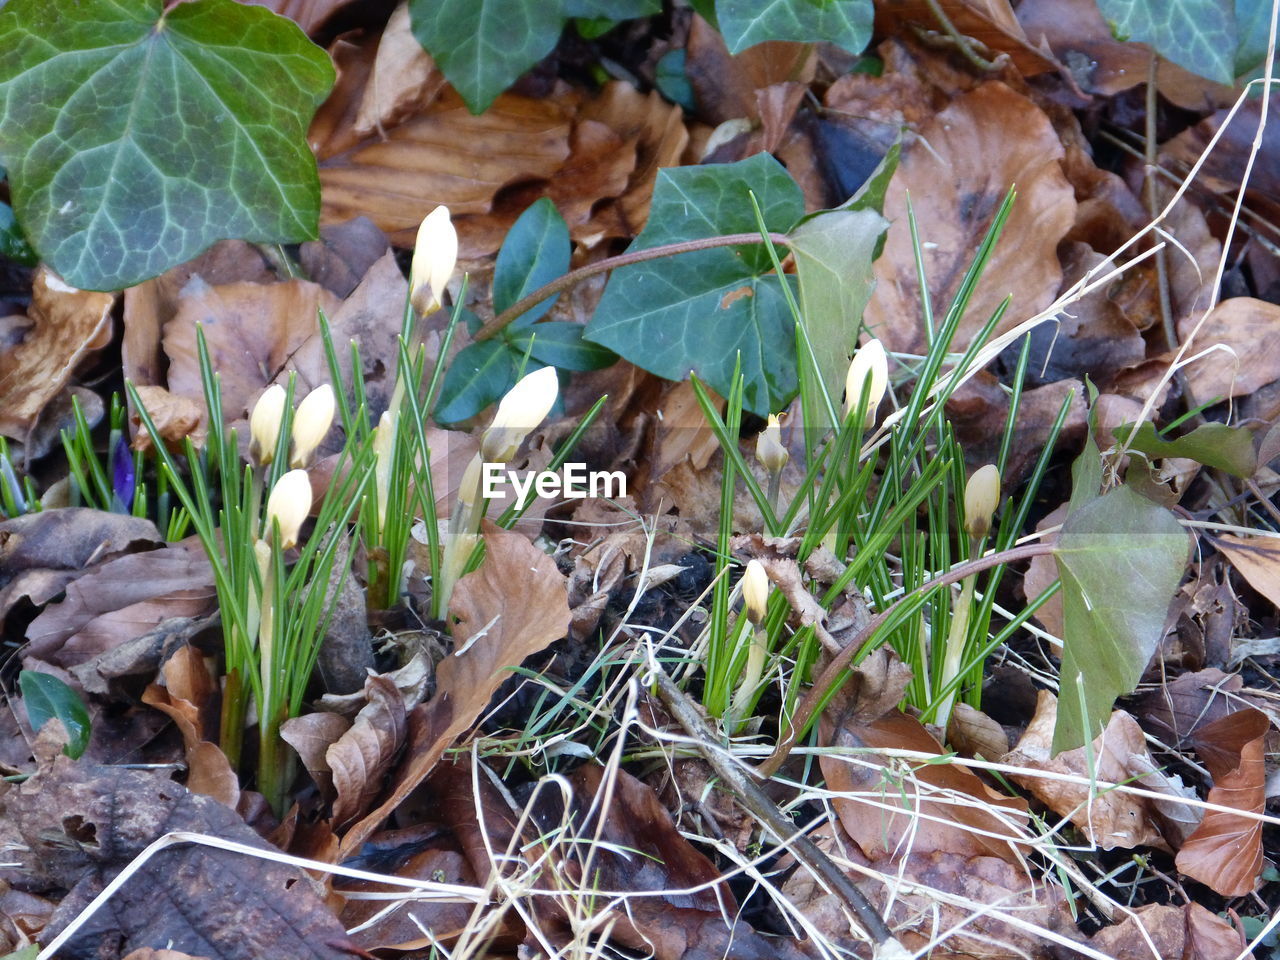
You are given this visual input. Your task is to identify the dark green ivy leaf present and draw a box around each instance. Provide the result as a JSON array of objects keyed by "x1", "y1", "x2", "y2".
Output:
[
  {"x1": 0, "y1": 0, "x2": 334, "y2": 291},
  {"x1": 19, "y1": 669, "x2": 91, "y2": 759},
  {"x1": 715, "y1": 0, "x2": 874, "y2": 55},
  {"x1": 494, "y1": 198, "x2": 571, "y2": 328}
]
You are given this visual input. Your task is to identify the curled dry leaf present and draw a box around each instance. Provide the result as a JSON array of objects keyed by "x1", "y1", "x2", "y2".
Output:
[
  {"x1": 141, "y1": 645, "x2": 238, "y2": 809},
  {"x1": 0, "y1": 758, "x2": 360, "y2": 959},
  {"x1": 864, "y1": 81, "x2": 1075, "y2": 356},
  {"x1": 129, "y1": 385, "x2": 206, "y2": 451},
  {"x1": 1178, "y1": 298, "x2": 1280, "y2": 405},
  {"x1": 328, "y1": 675, "x2": 407, "y2": 828},
  {"x1": 338, "y1": 521, "x2": 570, "y2": 857},
  {"x1": 1003, "y1": 691, "x2": 1195, "y2": 850},
  {"x1": 24, "y1": 537, "x2": 216, "y2": 670},
  {"x1": 353, "y1": 3, "x2": 445, "y2": 138},
  {"x1": 163, "y1": 276, "x2": 340, "y2": 425},
  {"x1": 881, "y1": 0, "x2": 1061, "y2": 76},
  {"x1": 280, "y1": 711, "x2": 350, "y2": 804},
  {"x1": 1175, "y1": 708, "x2": 1269, "y2": 897},
  {"x1": 1213, "y1": 533, "x2": 1280, "y2": 611},
  {"x1": 0, "y1": 509, "x2": 162, "y2": 626},
  {"x1": 0, "y1": 268, "x2": 114, "y2": 440}
]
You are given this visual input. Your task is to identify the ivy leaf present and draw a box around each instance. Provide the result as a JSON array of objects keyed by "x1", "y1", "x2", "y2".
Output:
[
  {"x1": 565, "y1": 0, "x2": 660, "y2": 17},
  {"x1": 1234, "y1": 0, "x2": 1274, "y2": 76},
  {"x1": 715, "y1": 0, "x2": 874, "y2": 55},
  {"x1": 494, "y1": 198, "x2": 571, "y2": 328},
  {"x1": 1117, "y1": 420, "x2": 1257, "y2": 478},
  {"x1": 0, "y1": 0, "x2": 334, "y2": 291},
  {"x1": 1052, "y1": 485, "x2": 1188, "y2": 753},
  {"x1": 434, "y1": 339, "x2": 521, "y2": 425},
  {"x1": 0, "y1": 201, "x2": 35, "y2": 265},
  {"x1": 509, "y1": 322, "x2": 616, "y2": 371},
  {"x1": 1095, "y1": 0, "x2": 1236, "y2": 84},
  {"x1": 586, "y1": 153, "x2": 805, "y2": 415},
  {"x1": 409, "y1": 0, "x2": 565, "y2": 114},
  {"x1": 788, "y1": 144, "x2": 897, "y2": 426},
  {"x1": 19, "y1": 670, "x2": 91, "y2": 759}
]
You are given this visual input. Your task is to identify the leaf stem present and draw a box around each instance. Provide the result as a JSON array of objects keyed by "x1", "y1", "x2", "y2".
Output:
[{"x1": 475, "y1": 231, "x2": 791, "y2": 341}]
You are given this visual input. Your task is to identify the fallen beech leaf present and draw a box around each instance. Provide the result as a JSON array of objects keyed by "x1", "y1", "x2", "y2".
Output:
[
  {"x1": 24, "y1": 538, "x2": 216, "y2": 670},
  {"x1": 1213, "y1": 534, "x2": 1280, "y2": 611},
  {"x1": 243, "y1": 0, "x2": 360, "y2": 35},
  {"x1": 328, "y1": 675, "x2": 407, "y2": 828},
  {"x1": 339, "y1": 845, "x2": 478, "y2": 951},
  {"x1": 280, "y1": 711, "x2": 350, "y2": 803},
  {"x1": 297, "y1": 217, "x2": 390, "y2": 298},
  {"x1": 164, "y1": 276, "x2": 340, "y2": 424},
  {"x1": 122, "y1": 950, "x2": 211, "y2": 960},
  {"x1": 1003, "y1": 691, "x2": 1194, "y2": 850},
  {"x1": 338, "y1": 521, "x2": 569, "y2": 857},
  {"x1": 822, "y1": 709, "x2": 1029, "y2": 864},
  {"x1": 1176, "y1": 708, "x2": 1269, "y2": 896},
  {"x1": 0, "y1": 758, "x2": 361, "y2": 958},
  {"x1": 1179, "y1": 298, "x2": 1280, "y2": 405},
  {"x1": 142, "y1": 645, "x2": 238, "y2": 809},
  {"x1": 129, "y1": 385, "x2": 206, "y2": 451},
  {"x1": 353, "y1": 3, "x2": 445, "y2": 138},
  {"x1": 0, "y1": 510, "x2": 162, "y2": 626},
  {"x1": 1135, "y1": 667, "x2": 1254, "y2": 745},
  {"x1": 882, "y1": 0, "x2": 1061, "y2": 75},
  {"x1": 864, "y1": 81, "x2": 1075, "y2": 356},
  {"x1": 947, "y1": 703, "x2": 1009, "y2": 761},
  {"x1": 0, "y1": 268, "x2": 114, "y2": 439},
  {"x1": 1184, "y1": 901, "x2": 1247, "y2": 958}
]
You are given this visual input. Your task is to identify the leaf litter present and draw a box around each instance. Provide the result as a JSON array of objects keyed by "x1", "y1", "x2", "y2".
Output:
[{"x1": 2, "y1": 2, "x2": 1280, "y2": 958}]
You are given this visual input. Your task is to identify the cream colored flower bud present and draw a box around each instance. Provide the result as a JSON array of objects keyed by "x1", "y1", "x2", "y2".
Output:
[
  {"x1": 249, "y1": 384, "x2": 287, "y2": 465},
  {"x1": 373, "y1": 410, "x2": 396, "y2": 527},
  {"x1": 964, "y1": 464, "x2": 1001, "y2": 540},
  {"x1": 844, "y1": 339, "x2": 889, "y2": 426},
  {"x1": 290, "y1": 384, "x2": 335, "y2": 468},
  {"x1": 480, "y1": 366, "x2": 559, "y2": 463},
  {"x1": 756, "y1": 414, "x2": 788, "y2": 473},
  {"x1": 457, "y1": 453, "x2": 483, "y2": 509},
  {"x1": 265, "y1": 469, "x2": 312, "y2": 549},
  {"x1": 742, "y1": 559, "x2": 769, "y2": 626},
  {"x1": 410, "y1": 205, "x2": 457, "y2": 316}
]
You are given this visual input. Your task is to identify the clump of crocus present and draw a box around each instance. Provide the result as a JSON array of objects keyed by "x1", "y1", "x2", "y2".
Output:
[
  {"x1": 843, "y1": 339, "x2": 889, "y2": 427},
  {"x1": 409, "y1": 206, "x2": 458, "y2": 316},
  {"x1": 290, "y1": 384, "x2": 336, "y2": 468}
]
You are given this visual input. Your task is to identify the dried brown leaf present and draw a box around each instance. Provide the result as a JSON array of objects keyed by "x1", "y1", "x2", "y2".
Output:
[
  {"x1": 280, "y1": 711, "x2": 350, "y2": 803},
  {"x1": 883, "y1": 0, "x2": 1061, "y2": 75},
  {"x1": 1, "y1": 758, "x2": 360, "y2": 958},
  {"x1": 1178, "y1": 298, "x2": 1280, "y2": 404},
  {"x1": 1213, "y1": 533, "x2": 1280, "y2": 611},
  {"x1": 0, "y1": 269, "x2": 114, "y2": 439},
  {"x1": 865, "y1": 81, "x2": 1076, "y2": 356},
  {"x1": 1176, "y1": 708, "x2": 1269, "y2": 896},
  {"x1": 328, "y1": 675, "x2": 407, "y2": 828},
  {"x1": 142, "y1": 645, "x2": 238, "y2": 808},
  {"x1": 1086, "y1": 902, "x2": 1244, "y2": 960},
  {"x1": 338, "y1": 521, "x2": 569, "y2": 857},
  {"x1": 129, "y1": 385, "x2": 206, "y2": 451},
  {"x1": 353, "y1": 3, "x2": 445, "y2": 138},
  {"x1": 1003, "y1": 691, "x2": 1188, "y2": 850},
  {"x1": 24, "y1": 537, "x2": 216, "y2": 669}
]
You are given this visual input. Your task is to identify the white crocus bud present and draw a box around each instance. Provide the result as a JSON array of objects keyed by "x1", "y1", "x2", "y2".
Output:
[
  {"x1": 843, "y1": 339, "x2": 889, "y2": 426},
  {"x1": 742, "y1": 559, "x2": 769, "y2": 626},
  {"x1": 290, "y1": 384, "x2": 335, "y2": 468},
  {"x1": 249, "y1": 384, "x2": 287, "y2": 465},
  {"x1": 756, "y1": 414, "x2": 788, "y2": 473},
  {"x1": 373, "y1": 409, "x2": 396, "y2": 528},
  {"x1": 964, "y1": 464, "x2": 1001, "y2": 540},
  {"x1": 480, "y1": 366, "x2": 559, "y2": 463},
  {"x1": 410, "y1": 205, "x2": 457, "y2": 316},
  {"x1": 457, "y1": 453, "x2": 484, "y2": 509},
  {"x1": 265, "y1": 469, "x2": 312, "y2": 549}
]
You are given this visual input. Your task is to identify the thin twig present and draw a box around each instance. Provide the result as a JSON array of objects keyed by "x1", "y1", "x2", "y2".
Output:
[
  {"x1": 650, "y1": 668, "x2": 896, "y2": 947},
  {"x1": 920, "y1": 0, "x2": 1002, "y2": 72},
  {"x1": 474, "y1": 232, "x2": 791, "y2": 341}
]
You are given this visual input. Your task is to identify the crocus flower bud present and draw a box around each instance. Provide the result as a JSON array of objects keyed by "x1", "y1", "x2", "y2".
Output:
[
  {"x1": 373, "y1": 409, "x2": 396, "y2": 527},
  {"x1": 249, "y1": 384, "x2": 287, "y2": 465},
  {"x1": 457, "y1": 453, "x2": 483, "y2": 509},
  {"x1": 480, "y1": 366, "x2": 559, "y2": 463},
  {"x1": 756, "y1": 414, "x2": 788, "y2": 473},
  {"x1": 265, "y1": 469, "x2": 312, "y2": 549},
  {"x1": 290, "y1": 384, "x2": 335, "y2": 468},
  {"x1": 410, "y1": 206, "x2": 457, "y2": 316},
  {"x1": 844, "y1": 339, "x2": 889, "y2": 426},
  {"x1": 964, "y1": 464, "x2": 1001, "y2": 540},
  {"x1": 742, "y1": 559, "x2": 769, "y2": 626}
]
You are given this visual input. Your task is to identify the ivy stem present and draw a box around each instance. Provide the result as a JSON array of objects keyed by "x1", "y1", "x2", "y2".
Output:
[
  {"x1": 474, "y1": 231, "x2": 792, "y2": 342},
  {"x1": 758, "y1": 540, "x2": 1056, "y2": 777}
]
